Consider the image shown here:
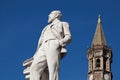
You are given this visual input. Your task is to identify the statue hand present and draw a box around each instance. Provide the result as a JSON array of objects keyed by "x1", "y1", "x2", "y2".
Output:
[{"x1": 59, "y1": 39, "x2": 66, "y2": 47}]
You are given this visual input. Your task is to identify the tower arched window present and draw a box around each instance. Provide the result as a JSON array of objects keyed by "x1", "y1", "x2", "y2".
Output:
[{"x1": 96, "y1": 59, "x2": 100, "y2": 67}]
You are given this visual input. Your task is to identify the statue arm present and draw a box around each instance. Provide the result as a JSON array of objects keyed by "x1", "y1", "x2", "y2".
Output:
[
  {"x1": 37, "y1": 35, "x2": 43, "y2": 49},
  {"x1": 59, "y1": 22, "x2": 72, "y2": 47},
  {"x1": 37, "y1": 25, "x2": 48, "y2": 49},
  {"x1": 37, "y1": 28, "x2": 45, "y2": 50}
]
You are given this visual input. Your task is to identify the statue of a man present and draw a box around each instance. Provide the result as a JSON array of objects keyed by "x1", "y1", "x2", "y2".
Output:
[{"x1": 30, "y1": 10, "x2": 72, "y2": 80}]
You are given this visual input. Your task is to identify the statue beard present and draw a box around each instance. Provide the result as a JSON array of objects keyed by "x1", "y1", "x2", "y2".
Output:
[
  {"x1": 48, "y1": 19, "x2": 53, "y2": 23},
  {"x1": 48, "y1": 17, "x2": 56, "y2": 23},
  {"x1": 48, "y1": 20, "x2": 51, "y2": 23}
]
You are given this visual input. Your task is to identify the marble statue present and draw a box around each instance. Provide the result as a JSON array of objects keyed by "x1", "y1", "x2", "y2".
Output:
[{"x1": 23, "y1": 10, "x2": 72, "y2": 80}]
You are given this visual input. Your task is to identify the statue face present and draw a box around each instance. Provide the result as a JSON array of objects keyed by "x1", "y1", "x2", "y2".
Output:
[{"x1": 48, "y1": 13, "x2": 57, "y2": 23}]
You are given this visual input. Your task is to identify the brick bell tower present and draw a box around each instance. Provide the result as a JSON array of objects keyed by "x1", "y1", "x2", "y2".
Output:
[{"x1": 87, "y1": 15, "x2": 112, "y2": 80}]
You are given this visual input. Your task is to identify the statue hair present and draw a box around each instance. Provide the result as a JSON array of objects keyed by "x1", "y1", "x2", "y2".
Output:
[{"x1": 51, "y1": 10, "x2": 62, "y2": 20}]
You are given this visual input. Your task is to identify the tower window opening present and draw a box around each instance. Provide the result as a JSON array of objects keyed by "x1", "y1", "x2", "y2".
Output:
[
  {"x1": 96, "y1": 59, "x2": 100, "y2": 67},
  {"x1": 104, "y1": 59, "x2": 106, "y2": 70}
]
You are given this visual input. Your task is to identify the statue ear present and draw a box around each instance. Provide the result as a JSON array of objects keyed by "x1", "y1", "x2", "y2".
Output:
[{"x1": 55, "y1": 13, "x2": 59, "y2": 18}]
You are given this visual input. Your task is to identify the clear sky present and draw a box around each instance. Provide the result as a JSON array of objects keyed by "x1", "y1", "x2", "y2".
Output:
[{"x1": 0, "y1": 0, "x2": 120, "y2": 80}]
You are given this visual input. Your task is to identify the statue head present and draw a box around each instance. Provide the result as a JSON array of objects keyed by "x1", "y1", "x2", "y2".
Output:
[{"x1": 48, "y1": 10, "x2": 62, "y2": 23}]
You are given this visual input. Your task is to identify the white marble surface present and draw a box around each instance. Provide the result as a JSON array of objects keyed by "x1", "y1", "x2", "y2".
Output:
[{"x1": 23, "y1": 10, "x2": 71, "y2": 80}]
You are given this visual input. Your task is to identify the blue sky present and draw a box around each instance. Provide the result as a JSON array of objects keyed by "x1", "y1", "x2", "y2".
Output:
[{"x1": 0, "y1": 0, "x2": 120, "y2": 80}]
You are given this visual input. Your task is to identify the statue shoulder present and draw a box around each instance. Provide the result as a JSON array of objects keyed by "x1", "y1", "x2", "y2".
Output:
[
  {"x1": 42, "y1": 24, "x2": 50, "y2": 32},
  {"x1": 61, "y1": 21, "x2": 70, "y2": 28},
  {"x1": 61, "y1": 21, "x2": 69, "y2": 25}
]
